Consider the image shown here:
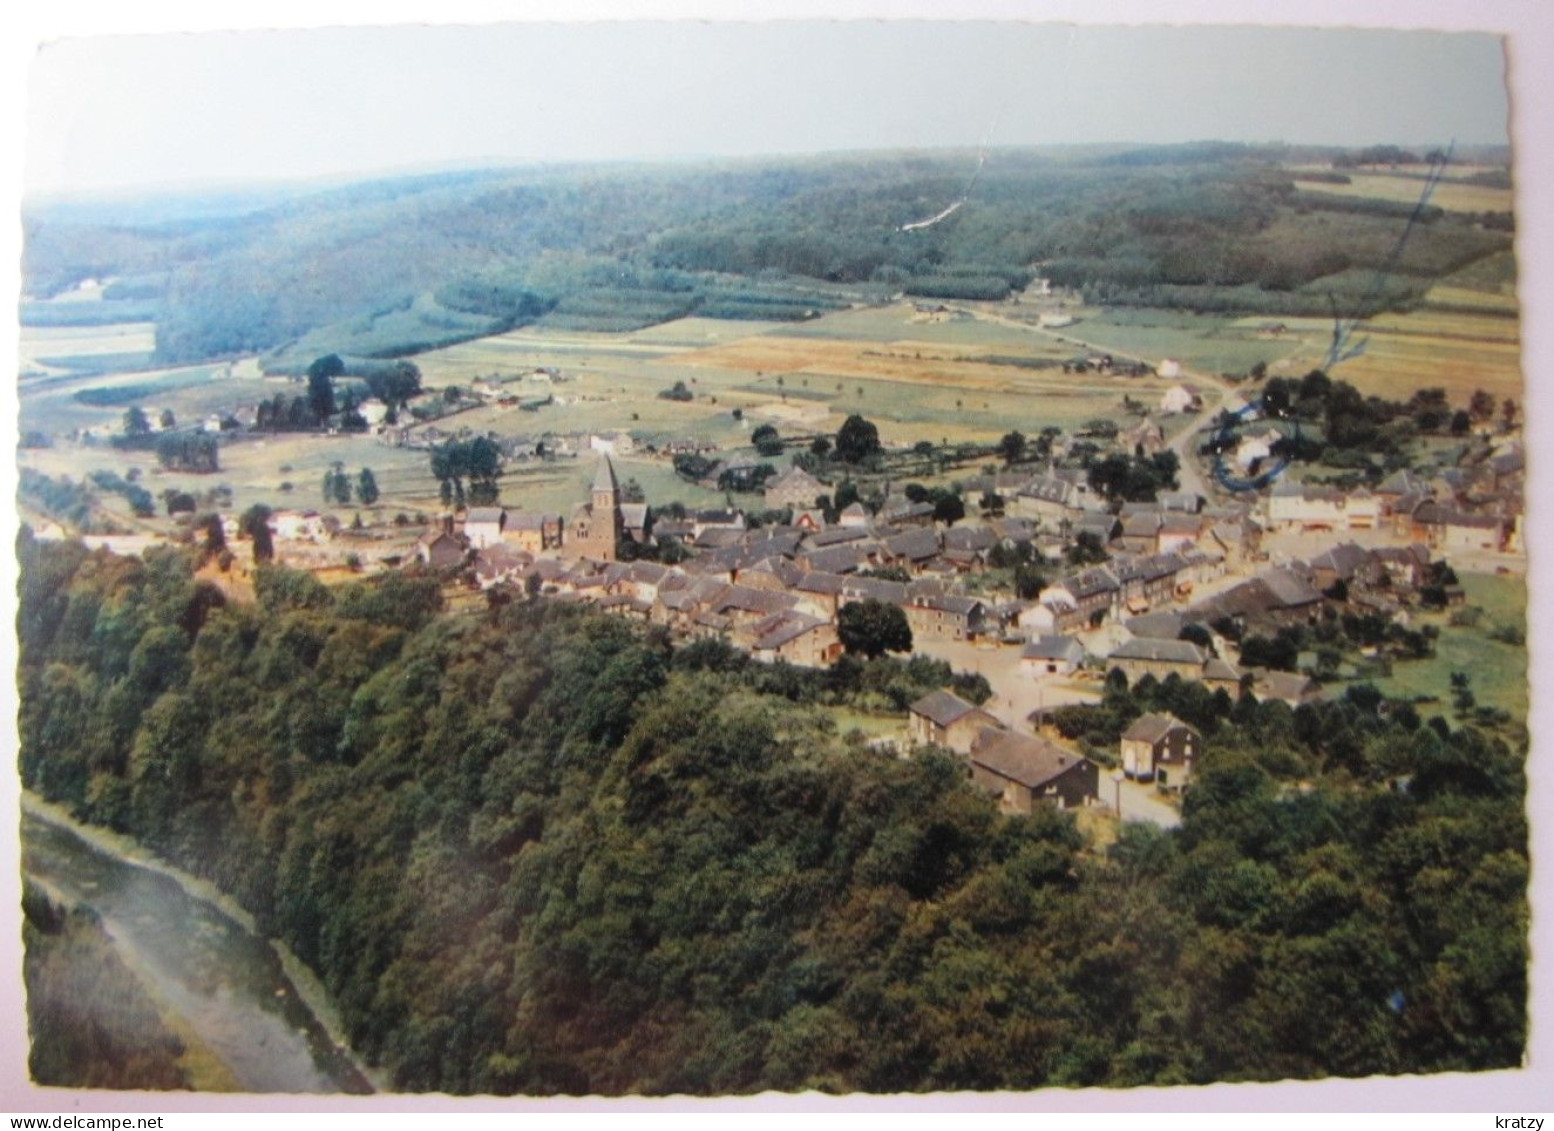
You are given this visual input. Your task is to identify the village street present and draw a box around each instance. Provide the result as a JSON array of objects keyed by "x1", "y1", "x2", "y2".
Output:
[{"x1": 913, "y1": 637, "x2": 1100, "y2": 728}]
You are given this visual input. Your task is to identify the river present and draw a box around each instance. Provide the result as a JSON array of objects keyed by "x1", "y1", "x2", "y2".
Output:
[{"x1": 21, "y1": 807, "x2": 374, "y2": 1095}]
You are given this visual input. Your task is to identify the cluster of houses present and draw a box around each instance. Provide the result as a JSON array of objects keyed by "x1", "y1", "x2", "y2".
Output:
[
  {"x1": 403, "y1": 455, "x2": 1467, "y2": 689},
  {"x1": 1262, "y1": 445, "x2": 1522, "y2": 553},
  {"x1": 905, "y1": 686, "x2": 1204, "y2": 813}
]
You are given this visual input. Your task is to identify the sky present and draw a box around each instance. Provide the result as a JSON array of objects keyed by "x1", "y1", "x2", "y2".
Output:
[{"x1": 24, "y1": 20, "x2": 1509, "y2": 197}]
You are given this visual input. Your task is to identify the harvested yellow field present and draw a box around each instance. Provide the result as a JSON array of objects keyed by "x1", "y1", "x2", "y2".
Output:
[
  {"x1": 1292, "y1": 172, "x2": 1512, "y2": 213},
  {"x1": 662, "y1": 334, "x2": 1163, "y2": 397},
  {"x1": 1282, "y1": 311, "x2": 1521, "y2": 403}
]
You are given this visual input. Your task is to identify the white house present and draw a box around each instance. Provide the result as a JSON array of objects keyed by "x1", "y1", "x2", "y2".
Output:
[
  {"x1": 1159, "y1": 383, "x2": 1202, "y2": 414},
  {"x1": 1158, "y1": 359, "x2": 1183, "y2": 379}
]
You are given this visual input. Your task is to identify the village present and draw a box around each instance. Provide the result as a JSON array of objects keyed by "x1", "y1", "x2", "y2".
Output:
[{"x1": 68, "y1": 356, "x2": 1513, "y2": 830}]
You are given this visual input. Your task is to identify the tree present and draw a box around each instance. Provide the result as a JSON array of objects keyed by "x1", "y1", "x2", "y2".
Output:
[
  {"x1": 307, "y1": 353, "x2": 345, "y2": 382},
  {"x1": 357, "y1": 468, "x2": 380, "y2": 507},
  {"x1": 155, "y1": 433, "x2": 220, "y2": 474},
  {"x1": 998, "y1": 430, "x2": 1026, "y2": 465},
  {"x1": 123, "y1": 407, "x2": 151, "y2": 437},
  {"x1": 240, "y1": 504, "x2": 274, "y2": 563},
  {"x1": 323, "y1": 463, "x2": 352, "y2": 505},
  {"x1": 1470, "y1": 389, "x2": 1496, "y2": 422},
  {"x1": 1067, "y1": 532, "x2": 1108, "y2": 566},
  {"x1": 810, "y1": 436, "x2": 832, "y2": 459},
  {"x1": 835, "y1": 414, "x2": 882, "y2": 464},
  {"x1": 932, "y1": 493, "x2": 965, "y2": 525},
  {"x1": 752, "y1": 424, "x2": 784, "y2": 457},
  {"x1": 307, "y1": 360, "x2": 339, "y2": 423},
  {"x1": 837, "y1": 599, "x2": 912, "y2": 658}
]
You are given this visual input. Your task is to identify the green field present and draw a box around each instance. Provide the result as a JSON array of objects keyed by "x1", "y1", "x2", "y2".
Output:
[
  {"x1": 1367, "y1": 572, "x2": 1527, "y2": 721},
  {"x1": 17, "y1": 364, "x2": 263, "y2": 437},
  {"x1": 1053, "y1": 309, "x2": 1311, "y2": 376}
]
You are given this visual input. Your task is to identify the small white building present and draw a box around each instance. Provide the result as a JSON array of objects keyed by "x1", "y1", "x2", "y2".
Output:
[
  {"x1": 1158, "y1": 359, "x2": 1183, "y2": 380},
  {"x1": 1159, "y1": 383, "x2": 1202, "y2": 414},
  {"x1": 464, "y1": 507, "x2": 507, "y2": 550}
]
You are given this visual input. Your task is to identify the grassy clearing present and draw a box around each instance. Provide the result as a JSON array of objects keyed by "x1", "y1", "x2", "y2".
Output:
[
  {"x1": 825, "y1": 705, "x2": 906, "y2": 742},
  {"x1": 1367, "y1": 572, "x2": 1527, "y2": 720}
]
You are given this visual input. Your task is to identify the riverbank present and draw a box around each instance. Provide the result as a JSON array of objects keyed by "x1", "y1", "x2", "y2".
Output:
[{"x1": 21, "y1": 791, "x2": 391, "y2": 1094}]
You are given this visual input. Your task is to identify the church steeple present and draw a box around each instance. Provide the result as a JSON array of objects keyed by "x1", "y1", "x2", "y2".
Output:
[{"x1": 592, "y1": 453, "x2": 620, "y2": 513}]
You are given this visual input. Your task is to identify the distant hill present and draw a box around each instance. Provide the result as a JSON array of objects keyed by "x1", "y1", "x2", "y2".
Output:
[{"x1": 21, "y1": 145, "x2": 1515, "y2": 368}]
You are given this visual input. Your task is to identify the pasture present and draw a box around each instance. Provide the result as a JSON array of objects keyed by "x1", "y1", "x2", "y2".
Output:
[{"x1": 1368, "y1": 572, "x2": 1527, "y2": 721}]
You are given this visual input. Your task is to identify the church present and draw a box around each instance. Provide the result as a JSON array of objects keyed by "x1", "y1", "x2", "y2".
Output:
[{"x1": 569, "y1": 454, "x2": 624, "y2": 561}]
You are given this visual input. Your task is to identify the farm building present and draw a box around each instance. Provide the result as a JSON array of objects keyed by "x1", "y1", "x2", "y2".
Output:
[{"x1": 750, "y1": 613, "x2": 841, "y2": 668}]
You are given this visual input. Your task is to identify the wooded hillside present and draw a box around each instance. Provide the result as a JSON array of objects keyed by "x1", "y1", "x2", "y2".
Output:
[{"x1": 16, "y1": 533, "x2": 1527, "y2": 1093}]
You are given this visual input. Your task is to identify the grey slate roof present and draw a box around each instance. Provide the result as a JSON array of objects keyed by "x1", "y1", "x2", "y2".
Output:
[
  {"x1": 1022, "y1": 636, "x2": 1084, "y2": 664},
  {"x1": 909, "y1": 689, "x2": 983, "y2": 728},
  {"x1": 1121, "y1": 712, "x2": 1195, "y2": 744},
  {"x1": 1109, "y1": 637, "x2": 1205, "y2": 665},
  {"x1": 970, "y1": 728, "x2": 1089, "y2": 789}
]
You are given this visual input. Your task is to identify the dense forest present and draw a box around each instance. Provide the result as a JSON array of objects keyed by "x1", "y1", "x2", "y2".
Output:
[
  {"x1": 21, "y1": 143, "x2": 1514, "y2": 366},
  {"x1": 16, "y1": 533, "x2": 1527, "y2": 1094}
]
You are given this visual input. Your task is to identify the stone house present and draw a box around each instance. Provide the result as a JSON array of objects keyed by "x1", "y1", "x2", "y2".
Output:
[
  {"x1": 1120, "y1": 713, "x2": 1200, "y2": 787},
  {"x1": 968, "y1": 728, "x2": 1099, "y2": 813}
]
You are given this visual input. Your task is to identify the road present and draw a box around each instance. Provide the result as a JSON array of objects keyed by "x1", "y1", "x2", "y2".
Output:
[
  {"x1": 955, "y1": 302, "x2": 1232, "y2": 501},
  {"x1": 913, "y1": 637, "x2": 1099, "y2": 730}
]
